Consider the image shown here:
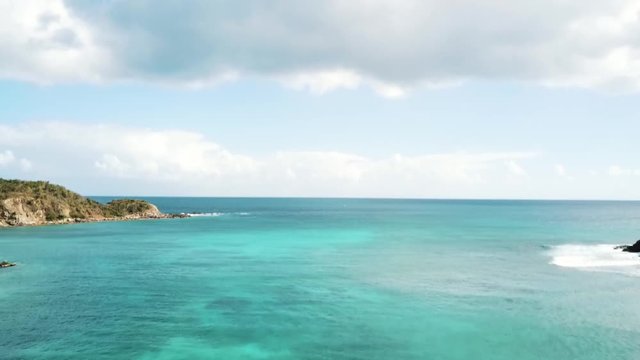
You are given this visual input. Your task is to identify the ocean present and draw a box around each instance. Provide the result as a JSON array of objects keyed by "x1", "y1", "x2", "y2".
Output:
[{"x1": 1, "y1": 198, "x2": 640, "y2": 359}]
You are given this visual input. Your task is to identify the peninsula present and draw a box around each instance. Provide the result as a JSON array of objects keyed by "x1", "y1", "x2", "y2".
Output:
[{"x1": 0, "y1": 179, "x2": 185, "y2": 227}]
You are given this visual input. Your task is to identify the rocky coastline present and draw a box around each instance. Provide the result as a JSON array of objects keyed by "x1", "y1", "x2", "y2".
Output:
[
  {"x1": 0, "y1": 200, "x2": 189, "y2": 227},
  {"x1": 3, "y1": 211, "x2": 190, "y2": 227}
]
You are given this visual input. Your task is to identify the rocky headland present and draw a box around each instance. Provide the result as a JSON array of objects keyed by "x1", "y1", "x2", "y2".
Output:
[{"x1": 0, "y1": 179, "x2": 186, "y2": 227}]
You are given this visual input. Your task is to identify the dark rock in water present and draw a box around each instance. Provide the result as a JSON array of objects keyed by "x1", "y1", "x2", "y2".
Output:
[
  {"x1": 167, "y1": 213, "x2": 190, "y2": 218},
  {"x1": 0, "y1": 261, "x2": 16, "y2": 268},
  {"x1": 616, "y1": 240, "x2": 640, "y2": 253}
]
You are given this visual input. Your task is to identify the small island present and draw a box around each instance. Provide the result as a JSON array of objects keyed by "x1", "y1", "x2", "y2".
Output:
[{"x1": 0, "y1": 179, "x2": 186, "y2": 227}]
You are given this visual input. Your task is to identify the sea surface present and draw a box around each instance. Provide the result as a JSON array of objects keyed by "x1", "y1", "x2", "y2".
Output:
[{"x1": 2, "y1": 198, "x2": 640, "y2": 359}]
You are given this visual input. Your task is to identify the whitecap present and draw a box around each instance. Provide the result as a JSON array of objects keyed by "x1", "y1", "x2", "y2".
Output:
[{"x1": 548, "y1": 244, "x2": 640, "y2": 276}]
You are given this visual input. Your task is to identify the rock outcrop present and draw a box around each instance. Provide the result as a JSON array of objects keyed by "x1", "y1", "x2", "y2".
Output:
[
  {"x1": 616, "y1": 240, "x2": 640, "y2": 253},
  {"x1": 0, "y1": 197, "x2": 48, "y2": 226},
  {"x1": 0, "y1": 179, "x2": 185, "y2": 227}
]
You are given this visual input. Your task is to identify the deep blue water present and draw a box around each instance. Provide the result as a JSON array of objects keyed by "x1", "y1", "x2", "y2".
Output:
[{"x1": 1, "y1": 198, "x2": 640, "y2": 359}]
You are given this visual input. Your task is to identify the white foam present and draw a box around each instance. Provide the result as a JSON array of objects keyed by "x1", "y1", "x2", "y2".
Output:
[
  {"x1": 186, "y1": 212, "x2": 252, "y2": 217},
  {"x1": 548, "y1": 244, "x2": 640, "y2": 276},
  {"x1": 187, "y1": 212, "x2": 224, "y2": 217}
]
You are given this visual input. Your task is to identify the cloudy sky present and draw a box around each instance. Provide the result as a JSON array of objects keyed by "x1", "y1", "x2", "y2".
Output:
[{"x1": 1, "y1": 0, "x2": 640, "y2": 199}]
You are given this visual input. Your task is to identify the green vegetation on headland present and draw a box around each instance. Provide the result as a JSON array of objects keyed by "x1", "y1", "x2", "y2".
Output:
[{"x1": 0, "y1": 179, "x2": 185, "y2": 227}]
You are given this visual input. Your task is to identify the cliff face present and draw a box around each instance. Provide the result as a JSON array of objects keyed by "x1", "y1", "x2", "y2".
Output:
[
  {"x1": 0, "y1": 197, "x2": 48, "y2": 226},
  {"x1": 0, "y1": 179, "x2": 167, "y2": 227}
]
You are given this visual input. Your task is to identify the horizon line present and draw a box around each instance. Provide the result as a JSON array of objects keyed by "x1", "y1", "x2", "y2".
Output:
[{"x1": 87, "y1": 195, "x2": 640, "y2": 202}]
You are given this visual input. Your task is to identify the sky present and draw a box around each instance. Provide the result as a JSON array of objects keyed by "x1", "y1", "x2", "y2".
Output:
[{"x1": 1, "y1": 0, "x2": 640, "y2": 199}]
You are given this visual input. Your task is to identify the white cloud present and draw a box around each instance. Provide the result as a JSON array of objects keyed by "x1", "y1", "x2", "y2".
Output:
[
  {"x1": 0, "y1": 149, "x2": 32, "y2": 172},
  {"x1": 4, "y1": 121, "x2": 640, "y2": 199},
  {"x1": 0, "y1": 121, "x2": 539, "y2": 197},
  {"x1": 608, "y1": 165, "x2": 640, "y2": 176},
  {"x1": 5, "y1": 122, "x2": 257, "y2": 181},
  {"x1": 553, "y1": 163, "x2": 576, "y2": 181},
  {"x1": 282, "y1": 69, "x2": 362, "y2": 95},
  {"x1": 0, "y1": 150, "x2": 15, "y2": 166},
  {"x1": 280, "y1": 69, "x2": 409, "y2": 98},
  {"x1": 270, "y1": 151, "x2": 372, "y2": 182},
  {"x1": 0, "y1": 0, "x2": 110, "y2": 83},
  {"x1": 19, "y1": 158, "x2": 33, "y2": 171},
  {"x1": 2, "y1": 1, "x2": 640, "y2": 93},
  {"x1": 384, "y1": 153, "x2": 535, "y2": 184},
  {"x1": 505, "y1": 160, "x2": 527, "y2": 177},
  {"x1": 94, "y1": 154, "x2": 129, "y2": 176}
]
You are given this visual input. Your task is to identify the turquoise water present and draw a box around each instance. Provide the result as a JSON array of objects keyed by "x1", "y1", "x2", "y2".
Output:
[{"x1": 2, "y1": 198, "x2": 640, "y2": 359}]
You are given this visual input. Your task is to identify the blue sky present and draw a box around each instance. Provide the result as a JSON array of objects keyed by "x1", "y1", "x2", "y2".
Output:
[{"x1": 1, "y1": 0, "x2": 640, "y2": 199}]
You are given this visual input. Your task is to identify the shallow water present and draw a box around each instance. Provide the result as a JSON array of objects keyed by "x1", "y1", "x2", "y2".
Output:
[{"x1": 2, "y1": 198, "x2": 640, "y2": 359}]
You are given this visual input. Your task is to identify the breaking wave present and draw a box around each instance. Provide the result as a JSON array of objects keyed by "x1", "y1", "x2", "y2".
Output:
[
  {"x1": 186, "y1": 212, "x2": 252, "y2": 217},
  {"x1": 548, "y1": 244, "x2": 640, "y2": 276},
  {"x1": 187, "y1": 212, "x2": 224, "y2": 217}
]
